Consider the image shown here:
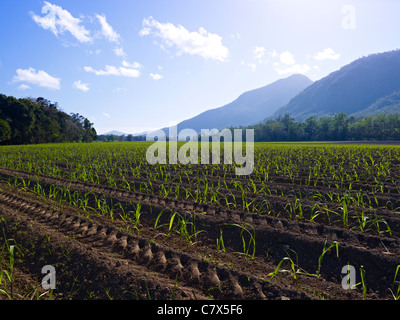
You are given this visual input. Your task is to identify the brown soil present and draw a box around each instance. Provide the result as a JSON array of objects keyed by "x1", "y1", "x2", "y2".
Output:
[{"x1": 0, "y1": 166, "x2": 399, "y2": 300}]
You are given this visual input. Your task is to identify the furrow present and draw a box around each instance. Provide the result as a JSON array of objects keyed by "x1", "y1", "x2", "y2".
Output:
[{"x1": 0, "y1": 191, "x2": 314, "y2": 300}]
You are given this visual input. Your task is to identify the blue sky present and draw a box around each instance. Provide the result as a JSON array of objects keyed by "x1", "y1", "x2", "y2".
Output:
[{"x1": 1, "y1": 0, "x2": 399, "y2": 134}]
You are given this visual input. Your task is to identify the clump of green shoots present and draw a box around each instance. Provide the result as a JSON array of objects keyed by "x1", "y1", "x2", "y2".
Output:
[
  {"x1": 229, "y1": 223, "x2": 256, "y2": 260},
  {"x1": 316, "y1": 240, "x2": 339, "y2": 279},
  {"x1": 267, "y1": 249, "x2": 308, "y2": 283},
  {"x1": 267, "y1": 240, "x2": 339, "y2": 289},
  {"x1": 155, "y1": 210, "x2": 205, "y2": 245},
  {"x1": 0, "y1": 230, "x2": 21, "y2": 300},
  {"x1": 118, "y1": 202, "x2": 142, "y2": 232},
  {"x1": 389, "y1": 265, "x2": 400, "y2": 300},
  {"x1": 216, "y1": 229, "x2": 225, "y2": 252}
]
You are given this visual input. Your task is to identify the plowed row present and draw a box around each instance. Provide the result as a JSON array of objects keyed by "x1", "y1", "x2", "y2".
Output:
[{"x1": 1, "y1": 143, "x2": 400, "y2": 300}]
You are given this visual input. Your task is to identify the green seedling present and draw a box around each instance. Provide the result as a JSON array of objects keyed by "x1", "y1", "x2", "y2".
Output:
[
  {"x1": 390, "y1": 265, "x2": 400, "y2": 300},
  {"x1": 216, "y1": 229, "x2": 226, "y2": 252},
  {"x1": 316, "y1": 240, "x2": 339, "y2": 279},
  {"x1": 229, "y1": 223, "x2": 256, "y2": 260},
  {"x1": 0, "y1": 231, "x2": 22, "y2": 300}
]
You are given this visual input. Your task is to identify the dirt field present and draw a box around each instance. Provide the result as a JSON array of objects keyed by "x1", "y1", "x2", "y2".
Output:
[{"x1": 0, "y1": 142, "x2": 400, "y2": 301}]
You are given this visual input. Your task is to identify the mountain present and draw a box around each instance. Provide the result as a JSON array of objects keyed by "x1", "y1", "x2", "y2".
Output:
[
  {"x1": 351, "y1": 89, "x2": 400, "y2": 118},
  {"x1": 162, "y1": 74, "x2": 313, "y2": 134},
  {"x1": 272, "y1": 50, "x2": 400, "y2": 121},
  {"x1": 102, "y1": 130, "x2": 129, "y2": 136}
]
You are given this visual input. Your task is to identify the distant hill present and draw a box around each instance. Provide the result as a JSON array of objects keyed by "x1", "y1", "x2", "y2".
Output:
[
  {"x1": 161, "y1": 74, "x2": 313, "y2": 135},
  {"x1": 100, "y1": 130, "x2": 150, "y2": 138},
  {"x1": 351, "y1": 89, "x2": 400, "y2": 118},
  {"x1": 103, "y1": 130, "x2": 129, "y2": 136},
  {"x1": 272, "y1": 50, "x2": 400, "y2": 120}
]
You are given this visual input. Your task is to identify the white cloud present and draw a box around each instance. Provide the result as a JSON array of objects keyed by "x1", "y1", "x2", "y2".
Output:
[
  {"x1": 113, "y1": 87, "x2": 127, "y2": 92},
  {"x1": 114, "y1": 47, "x2": 127, "y2": 58},
  {"x1": 13, "y1": 68, "x2": 61, "y2": 90},
  {"x1": 241, "y1": 61, "x2": 257, "y2": 71},
  {"x1": 139, "y1": 16, "x2": 229, "y2": 61},
  {"x1": 84, "y1": 65, "x2": 140, "y2": 78},
  {"x1": 103, "y1": 112, "x2": 111, "y2": 118},
  {"x1": 73, "y1": 80, "x2": 90, "y2": 92},
  {"x1": 268, "y1": 49, "x2": 278, "y2": 58},
  {"x1": 253, "y1": 46, "x2": 266, "y2": 61},
  {"x1": 313, "y1": 48, "x2": 341, "y2": 61},
  {"x1": 17, "y1": 84, "x2": 31, "y2": 90},
  {"x1": 122, "y1": 60, "x2": 142, "y2": 69},
  {"x1": 280, "y1": 51, "x2": 296, "y2": 65},
  {"x1": 273, "y1": 62, "x2": 311, "y2": 75},
  {"x1": 269, "y1": 50, "x2": 311, "y2": 75},
  {"x1": 30, "y1": 1, "x2": 92, "y2": 43},
  {"x1": 139, "y1": 27, "x2": 151, "y2": 36},
  {"x1": 96, "y1": 14, "x2": 120, "y2": 43},
  {"x1": 86, "y1": 49, "x2": 102, "y2": 55},
  {"x1": 248, "y1": 63, "x2": 257, "y2": 71},
  {"x1": 149, "y1": 73, "x2": 163, "y2": 80}
]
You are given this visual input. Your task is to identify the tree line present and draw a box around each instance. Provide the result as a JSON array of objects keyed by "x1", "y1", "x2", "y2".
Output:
[
  {"x1": 0, "y1": 94, "x2": 97, "y2": 145},
  {"x1": 246, "y1": 112, "x2": 400, "y2": 142},
  {"x1": 97, "y1": 112, "x2": 400, "y2": 143},
  {"x1": 96, "y1": 134, "x2": 145, "y2": 142}
]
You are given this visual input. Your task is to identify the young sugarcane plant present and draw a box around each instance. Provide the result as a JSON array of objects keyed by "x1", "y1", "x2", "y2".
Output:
[
  {"x1": 216, "y1": 229, "x2": 226, "y2": 252},
  {"x1": 267, "y1": 249, "x2": 311, "y2": 284},
  {"x1": 316, "y1": 240, "x2": 339, "y2": 279},
  {"x1": 389, "y1": 265, "x2": 400, "y2": 300},
  {"x1": 131, "y1": 203, "x2": 143, "y2": 232},
  {"x1": 0, "y1": 231, "x2": 21, "y2": 300},
  {"x1": 228, "y1": 223, "x2": 256, "y2": 260},
  {"x1": 155, "y1": 210, "x2": 205, "y2": 245}
]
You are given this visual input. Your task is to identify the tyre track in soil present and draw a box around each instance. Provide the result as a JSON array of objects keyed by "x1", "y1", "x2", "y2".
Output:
[
  {"x1": 120, "y1": 173, "x2": 400, "y2": 235},
  {"x1": 17, "y1": 157, "x2": 400, "y2": 195},
  {"x1": 1, "y1": 166, "x2": 400, "y2": 248},
  {"x1": 1, "y1": 167, "x2": 400, "y2": 298},
  {"x1": 0, "y1": 190, "x2": 313, "y2": 300},
  {"x1": 9, "y1": 162, "x2": 400, "y2": 227},
  {"x1": 0, "y1": 204, "x2": 208, "y2": 300},
  {"x1": 26, "y1": 155, "x2": 400, "y2": 181},
  {"x1": 10, "y1": 158, "x2": 400, "y2": 223},
  {"x1": 47, "y1": 161, "x2": 400, "y2": 210},
  {"x1": 3, "y1": 166, "x2": 400, "y2": 238},
  {"x1": 11, "y1": 155, "x2": 400, "y2": 192}
]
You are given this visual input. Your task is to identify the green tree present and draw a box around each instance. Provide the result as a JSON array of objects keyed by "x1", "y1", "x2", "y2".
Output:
[
  {"x1": 304, "y1": 116, "x2": 318, "y2": 140},
  {"x1": 0, "y1": 94, "x2": 96, "y2": 145},
  {"x1": 0, "y1": 119, "x2": 11, "y2": 143}
]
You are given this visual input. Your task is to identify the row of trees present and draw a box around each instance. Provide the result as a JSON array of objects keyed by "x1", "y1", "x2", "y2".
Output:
[
  {"x1": 96, "y1": 113, "x2": 400, "y2": 143},
  {"x1": 246, "y1": 113, "x2": 400, "y2": 142},
  {"x1": 96, "y1": 134, "x2": 146, "y2": 142},
  {"x1": 0, "y1": 94, "x2": 97, "y2": 145},
  {"x1": 4, "y1": 91, "x2": 399, "y2": 145}
]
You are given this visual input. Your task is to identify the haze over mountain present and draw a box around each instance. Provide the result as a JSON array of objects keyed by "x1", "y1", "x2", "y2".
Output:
[
  {"x1": 351, "y1": 89, "x2": 400, "y2": 118},
  {"x1": 102, "y1": 130, "x2": 129, "y2": 136},
  {"x1": 101, "y1": 130, "x2": 149, "y2": 137},
  {"x1": 160, "y1": 74, "x2": 312, "y2": 135},
  {"x1": 272, "y1": 50, "x2": 400, "y2": 121},
  {"x1": 122, "y1": 49, "x2": 400, "y2": 138}
]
